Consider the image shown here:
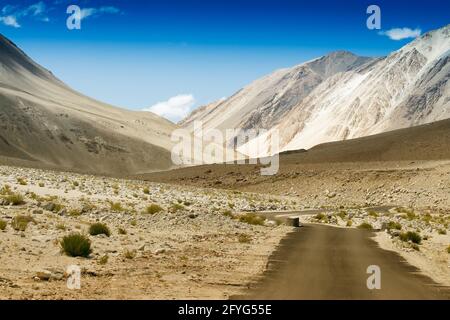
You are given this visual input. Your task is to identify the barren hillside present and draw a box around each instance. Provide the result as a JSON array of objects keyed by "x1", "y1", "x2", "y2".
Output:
[{"x1": 0, "y1": 34, "x2": 176, "y2": 175}]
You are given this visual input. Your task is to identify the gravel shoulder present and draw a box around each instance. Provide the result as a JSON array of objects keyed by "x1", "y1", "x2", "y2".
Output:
[{"x1": 0, "y1": 165, "x2": 294, "y2": 299}]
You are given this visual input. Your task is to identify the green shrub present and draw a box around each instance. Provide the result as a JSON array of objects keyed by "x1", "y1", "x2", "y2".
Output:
[
  {"x1": 60, "y1": 233, "x2": 92, "y2": 257},
  {"x1": 238, "y1": 213, "x2": 265, "y2": 226},
  {"x1": 399, "y1": 231, "x2": 422, "y2": 244},
  {"x1": 223, "y1": 210, "x2": 234, "y2": 218},
  {"x1": 144, "y1": 204, "x2": 163, "y2": 215},
  {"x1": 110, "y1": 202, "x2": 124, "y2": 212},
  {"x1": 169, "y1": 203, "x2": 184, "y2": 213},
  {"x1": 124, "y1": 249, "x2": 136, "y2": 259},
  {"x1": 447, "y1": 245, "x2": 450, "y2": 254},
  {"x1": 0, "y1": 219, "x2": 7, "y2": 230},
  {"x1": 118, "y1": 227, "x2": 127, "y2": 235},
  {"x1": 368, "y1": 211, "x2": 378, "y2": 218},
  {"x1": 386, "y1": 221, "x2": 402, "y2": 230},
  {"x1": 0, "y1": 185, "x2": 12, "y2": 195},
  {"x1": 405, "y1": 211, "x2": 416, "y2": 220},
  {"x1": 11, "y1": 215, "x2": 34, "y2": 231},
  {"x1": 143, "y1": 187, "x2": 150, "y2": 195},
  {"x1": 38, "y1": 182, "x2": 45, "y2": 188},
  {"x1": 3, "y1": 193, "x2": 25, "y2": 206},
  {"x1": 337, "y1": 211, "x2": 347, "y2": 219},
  {"x1": 396, "y1": 207, "x2": 416, "y2": 220},
  {"x1": 43, "y1": 202, "x2": 64, "y2": 213},
  {"x1": 68, "y1": 209, "x2": 81, "y2": 217},
  {"x1": 89, "y1": 223, "x2": 111, "y2": 237},
  {"x1": 238, "y1": 234, "x2": 252, "y2": 243},
  {"x1": 346, "y1": 220, "x2": 353, "y2": 227},
  {"x1": 17, "y1": 178, "x2": 27, "y2": 185},
  {"x1": 438, "y1": 229, "x2": 447, "y2": 235},
  {"x1": 314, "y1": 213, "x2": 326, "y2": 221},
  {"x1": 396, "y1": 207, "x2": 412, "y2": 214},
  {"x1": 358, "y1": 222, "x2": 373, "y2": 230},
  {"x1": 99, "y1": 254, "x2": 109, "y2": 265},
  {"x1": 422, "y1": 213, "x2": 432, "y2": 223}
]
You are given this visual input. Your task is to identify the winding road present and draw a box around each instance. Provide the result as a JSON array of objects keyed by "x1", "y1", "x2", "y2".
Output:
[{"x1": 240, "y1": 223, "x2": 449, "y2": 300}]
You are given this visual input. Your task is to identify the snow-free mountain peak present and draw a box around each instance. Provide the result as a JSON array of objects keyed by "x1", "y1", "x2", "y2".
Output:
[
  {"x1": 182, "y1": 50, "x2": 374, "y2": 137},
  {"x1": 181, "y1": 24, "x2": 450, "y2": 158}
]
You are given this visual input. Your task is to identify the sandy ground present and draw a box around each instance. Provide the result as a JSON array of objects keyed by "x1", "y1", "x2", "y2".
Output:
[
  {"x1": 0, "y1": 165, "x2": 294, "y2": 300},
  {"x1": 1, "y1": 162, "x2": 448, "y2": 299},
  {"x1": 143, "y1": 160, "x2": 450, "y2": 210}
]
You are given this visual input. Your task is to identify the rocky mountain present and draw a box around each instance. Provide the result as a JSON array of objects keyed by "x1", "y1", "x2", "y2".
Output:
[
  {"x1": 183, "y1": 24, "x2": 450, "y2": 157},
  {"x1": 0, "y1": 34, "x2": 177, "y2": 175},
  {"x1": 182, "y1": 51, "x2": 374, "y2": 133},
  {"x1": 179, "y1": 99, "x2": 224, "y2": 129},
  {"x1": 273, "y1": 24, "x2": 450, "y2": 154}
]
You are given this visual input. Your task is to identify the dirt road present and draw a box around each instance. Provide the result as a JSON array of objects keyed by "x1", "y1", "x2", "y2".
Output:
[{"x1": 240, "y1": 224, "x2": 449, "y2": 300}]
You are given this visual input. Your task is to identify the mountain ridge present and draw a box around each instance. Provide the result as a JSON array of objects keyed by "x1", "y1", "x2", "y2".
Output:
[
  {"x1": 0, "y1": 33, "x2": 177, "y2": 175},
  {"x1": 182, "y1": 24, "x2": 450, "y2": 157},
  {"x1": 182, "y1": 50, "x2": 374, "y2": 135}
]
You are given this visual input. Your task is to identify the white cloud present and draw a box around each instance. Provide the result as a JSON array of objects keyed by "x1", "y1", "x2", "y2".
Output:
[
  {"x1": 2, "y1": 5, "x2": 17, "y2": 15},
  {"x1": 0, "y1": 3, "x2": 121, "y2": 27},
  {"x1": 0, "y1": 2, "x2": 49, "y2": 28},
  {"x1": 99, "y1": 6, "x2": 120, "y2": 14},
  {"x1": 143, "y1": 94, "x2": 196, "y2": 122},
  {"x1": 0, "y1": 0, "x2": 121, "y2": 28},
  {"x1": 79, "y1": 8, "x2": 97, "y2": 20},
  {"x1": 379, "y1": 27, "x2": 422, "y2": 41},
  {"x1": 0, "y1": 15, "x2": 20, "y2": 28},
  {"x1": 78, "y1": 6, "x2": 121, "y2": 21},
  {"x1": 26, "y1": 2, "x2": 46, "y2": 16}
]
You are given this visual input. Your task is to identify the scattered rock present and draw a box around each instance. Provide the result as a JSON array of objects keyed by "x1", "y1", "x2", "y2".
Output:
[
  {"x1": 42, "y1": 203, "x2": 56, "y2": 212},
  {"x1": 35, "y1": 271, "x2": 52, "y2": 281},
  {"x1": 154, "y1": 248, "x2": 166, "y2": 255}
]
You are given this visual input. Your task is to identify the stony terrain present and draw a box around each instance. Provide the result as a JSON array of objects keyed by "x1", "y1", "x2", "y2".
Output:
[
  {"x1": 146, "y1": 158, "x2": 450, "y2": 289},
  {"x1": 0, "y1": 165, "x2": 295, "y2": 300},
  {"x1": 145, "y1": 160, "x2": 450, "y2": 210},
  {"x1": 0, "y1": 161, "x2": 448, "y2": 299}
]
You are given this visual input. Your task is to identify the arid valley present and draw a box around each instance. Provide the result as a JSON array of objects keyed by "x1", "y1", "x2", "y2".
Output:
[{"x1": 0, "y1": 8, "x2": 449, "y2": 301}]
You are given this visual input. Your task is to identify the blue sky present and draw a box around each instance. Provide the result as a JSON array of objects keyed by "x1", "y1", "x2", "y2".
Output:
[{"x1": 0, "y1": 0, "x2": 449, "y2": 122}]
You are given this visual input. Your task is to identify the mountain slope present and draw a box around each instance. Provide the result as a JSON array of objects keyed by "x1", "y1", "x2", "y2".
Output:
[
  {"x1": 241, "y1": 24, "x2": 450, "y2": 156},
  {"x1": 181, "y1": 24, "x2": 450, "y2": 158},
  {"x1": 0, "y1": 34, "x2": 176, "y2": 175},
  {"x1": 182, "y1": 51, "x2": 374, "y2": 134},
  {"x1": 142, "y1": 118, "x2": 450, "y2": 186}
]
